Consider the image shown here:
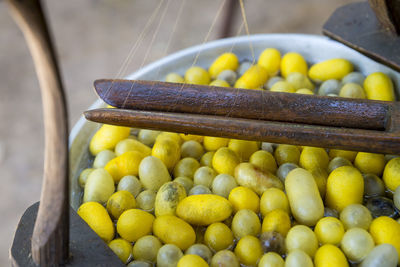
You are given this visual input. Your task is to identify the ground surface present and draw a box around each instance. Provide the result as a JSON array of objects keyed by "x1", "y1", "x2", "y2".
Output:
[{"x1": 0, "y1": 0, "x2": 353, "y2": 264}]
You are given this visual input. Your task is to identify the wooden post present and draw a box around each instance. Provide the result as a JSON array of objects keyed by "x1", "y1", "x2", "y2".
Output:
[{"x1": 6, "y1": 0, "x2": 69, "y2": 266}]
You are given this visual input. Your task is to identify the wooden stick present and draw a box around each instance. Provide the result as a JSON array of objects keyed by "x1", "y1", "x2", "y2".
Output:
[
  {"x1": 7, "y1": 0, "x2": 69, "y2": 266},
  {"x1": 85, "y1": 108, "x2": 400, "y2": 154},
  {"x1": 94, "y1": 79, "x2": 395, "y2": 131}
]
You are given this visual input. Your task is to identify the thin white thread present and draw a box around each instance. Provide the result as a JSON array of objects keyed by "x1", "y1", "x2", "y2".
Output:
[
  {"x1": 122, "y1": 0, "x2": 171, "y2": 109},
  {"x1": 239, "y1": 0, "x2": 255, "y2": 63},
  {"x1": 103, "y1": 0, "x2": 165, "y2": 104},
  {"x1": 170, "y1": 0, "x2": 228, "y2": 113}
]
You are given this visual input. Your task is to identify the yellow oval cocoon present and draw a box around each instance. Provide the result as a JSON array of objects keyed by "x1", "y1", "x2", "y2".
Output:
[
  {"x1": 234, "y1": 78, "x2": 253, "y2": 89},
  {"x1": 83, "y1": 168, "x2": 115, "y2": 204},
  {"x1": 108, "y1": 238, "x2": 132, "y2": 264},
  {"x1": 156, "y1": 132, "x2": 182, "y2": 144},
  {"x1": 249, "y1": 150, "x2": 277, "y2": 174},
  {"x1": 165, "y1": 73, "x2": 184, "y2": 83},
  {"x1": 280, "y1": 52, "x2": 308, "y2": 78},
  {"x1": 212, "y1": 147, "x2": 240, "y2": 176},
  {"x1": 209, "y1": 79, "x2": 230, "y2": 87},
  {"x1": 184, "y1": 66, "x2": 210, "y2": 85},
  {"x1": 286, "y1": 225, "x2": 318, "y2": 257},
  {"x1": 314, "y1": 217, "x2": 344, "y2": 245},
  {"x1": 235, "y1": 162, "x2": 283, "y2": 195},
  {"x1": 258, "y1": 48, "x2": 281, "y2": 76},
  {"x1": 106, "y1": 190, "x2": 136, "y2": 219},
  {"x1": 369, "y1": 216, "x2": 400, "y2": 259},
  {"x1": 285, "y1": 168, "x2": 324, "y2": 226},
  {"x1": 354, "y1": 152, "x2": 385, "y2": 176},
  {"x1": 178, "y1": 254, "x2": 208, "y2": 267},
  {"x1": 258, "y1": 252, "x2": 284, "y2": 267},
  {"x1": 270, "y1": 81, "x2": 296, "y2": 93},
  {"x1": 176, "y1": 194, "x2": 233, "y2": 225},
  {"x1": 228, "y1": 139, "x2": 260, "y2": 161},
  {"x1": 234, "y1": 235, "x2": 263, "y2": 266},
  {"x1": 314, "y1": 244, "x2": 349, "y2": 267},
  {"x1": 77, "y1": 202, "x2": 115, "y2": 242},
  {"x1": 204, "y1": 222, "x2": 234, "y2": 251},
  {"x1": 228, "y1": 186, "x2": 260, "y2": 213},
  {"x1": 155, "y1": 181, "x2": 187, "y2": 217},
  {"x1": 104, "y1": 151, "x2": 145, "y2": 183},
  {"x1": 89, "y1": 125, "x2": 131, "y2": 156},
  {"x1": 383, "y1": 157, "x2": 400, "y2": 192},
  {"x1": 209, "y1": 52, "x2": 239, "y2": 78},
  {"x1": 262, "y1": 209, "x2": 291, "y2": 237},
  {"x1": 364, "y1": 72, "x2": 395, "y2": 101},
  {"x1": 260, "y1": 188, "x2": 290, "y2": 216},
  {"x1": 152, "y1": 138, "x2": 181, "y2": 172},
  {"x1": 234, "y1": 65, "x2": 269, "y2": 89},
  {"x1": 117, "y1": 209, "x2": 155, "y2": 242},
  {"x1": 139, "y1": 156, "x2": 172, "y2": 191},
  {"x1": 153, "y1": 215, "x2": 196, "y2": 250},
  {"x1": 203, "y1": 136, "x2": 229, "y2": 151},
  {"x1": 299, "y1": 146, "x2": 329, "y2": 171},
  {"x1": 114, "y1": 138, "x2": 151, "y2": 157},
  {"x1": 326, "y1": 166, "x2": 364, "y2": 212},
  {"x1": 309, "y1": 58, "x2": 353, "y2": 81}
]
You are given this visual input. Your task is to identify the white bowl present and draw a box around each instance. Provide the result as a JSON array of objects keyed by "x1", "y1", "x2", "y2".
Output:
[{"x1": 69, "y1": 34, "x2": 400, "y2": 210}]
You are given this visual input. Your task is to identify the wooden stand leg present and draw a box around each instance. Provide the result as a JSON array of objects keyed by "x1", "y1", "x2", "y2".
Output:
[{"x1": 6, "y1": 0, "x2": 69, "y2": 265}]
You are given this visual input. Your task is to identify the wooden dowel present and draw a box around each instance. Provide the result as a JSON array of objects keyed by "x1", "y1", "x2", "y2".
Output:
[
  {"x1": 94, "y1": 79, "x2": 393, "y2": 131},
  {"x1": 84, "y1": 108, "x2": 400, "y2": 154}
]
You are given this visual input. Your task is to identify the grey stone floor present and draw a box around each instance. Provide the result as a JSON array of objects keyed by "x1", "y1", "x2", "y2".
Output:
[{"x1": 0, "y1": 0, "x2": 353, "y2": 264}]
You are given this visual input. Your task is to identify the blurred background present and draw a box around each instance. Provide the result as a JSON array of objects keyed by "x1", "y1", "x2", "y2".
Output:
[{"x1": 0, "y1": 0, "x2": 353, "y2": 264}]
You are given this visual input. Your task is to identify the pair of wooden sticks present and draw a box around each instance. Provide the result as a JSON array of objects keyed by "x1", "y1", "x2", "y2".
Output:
[{"x1": 85, "y1": 79, "x2": 400, "y2": 155}]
